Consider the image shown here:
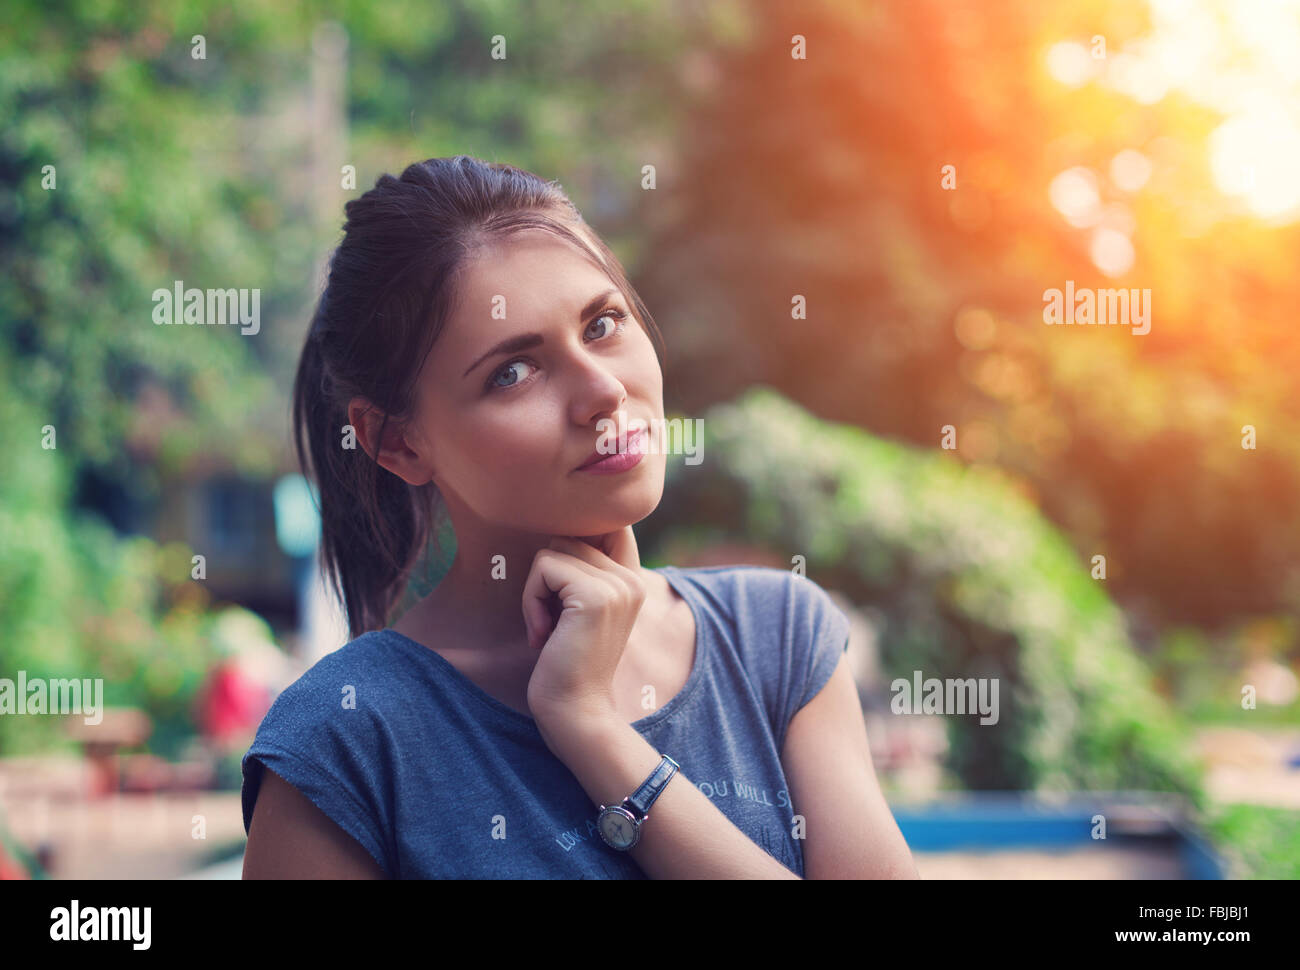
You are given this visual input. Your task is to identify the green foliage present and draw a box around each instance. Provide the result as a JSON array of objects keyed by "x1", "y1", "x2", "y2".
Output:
[
  {"x1": 0, "y1": 2, "x2": 303, "y2": 755},
  {"x1": 645, "y1": 388, "x2": 1206, "y2": 801},
  {"x1": 1202, "y1": 803, "x2": 1300, "y2": 879},
  {"x1": 0, "y1": 6, "x2": 296, "y2": 481},
  {"x1": 0, "y1": 361, "x2": 226, "y2": 756}
]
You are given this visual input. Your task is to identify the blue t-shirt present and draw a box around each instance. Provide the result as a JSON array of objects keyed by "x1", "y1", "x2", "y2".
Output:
[{"x1": 240, "y1": 564, "x2": 851, "y2": 878}]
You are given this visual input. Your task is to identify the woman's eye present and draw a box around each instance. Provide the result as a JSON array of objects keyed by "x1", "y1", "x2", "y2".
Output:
[
  {"x1": 486, "y1": 308, "x2": 627, "y2": 392},
  {"x1": 489, "y1": 360, "x2": 534, "y2": 390},
  {"x1": 584, "y1": 310, "x2": 626, "y2": 341}
]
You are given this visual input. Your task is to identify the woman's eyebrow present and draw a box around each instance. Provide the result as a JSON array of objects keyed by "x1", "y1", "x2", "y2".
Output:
[{"x1": 461, "y1": 287, "x2": 621, "y2": 378}]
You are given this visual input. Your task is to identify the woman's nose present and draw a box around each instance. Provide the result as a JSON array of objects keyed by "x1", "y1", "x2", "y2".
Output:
[{"x1": 568, "y1": 358, "x2": 627, "y2": 425}]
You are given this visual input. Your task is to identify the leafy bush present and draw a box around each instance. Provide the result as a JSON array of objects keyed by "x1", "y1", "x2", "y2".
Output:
[
  {"x1": 0, "y1": 367, "x2": 225, "y2": 757},
  {"x1": 643, "y1": 387, "x2": 1206, "y2": 803},
  {"x1": 1203, "y1": 803, "x2": 1300, "y2": 879}
]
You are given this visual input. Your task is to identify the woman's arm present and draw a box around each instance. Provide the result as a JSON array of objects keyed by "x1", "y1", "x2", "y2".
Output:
[
  {"x1": 780, "y1": 655, "x2": 919, "y2": 879},
  {"x1": 243, "y1": 767, "x2": 388, "y2": 879},
  {"x1": 524, "y1": 529, "x2": 798, "y2": 877},
  {"x1": 534, "y1": 702, "x2": 802, "y2": 879}
]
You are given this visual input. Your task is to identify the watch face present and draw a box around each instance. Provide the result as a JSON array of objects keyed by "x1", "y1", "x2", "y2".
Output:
[{"x1": 598, "y1": 808, "x2": 638, "y2": 850}]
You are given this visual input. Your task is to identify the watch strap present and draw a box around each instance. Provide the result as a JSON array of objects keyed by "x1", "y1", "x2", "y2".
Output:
[{"x1": 626, "y1": 754, "x2": 679, "y2": 818}]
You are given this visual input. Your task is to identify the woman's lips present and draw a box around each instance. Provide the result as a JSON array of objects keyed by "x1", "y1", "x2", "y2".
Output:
[{"x1": 575, "y1": 427, "x2": 647, "y2": 472}]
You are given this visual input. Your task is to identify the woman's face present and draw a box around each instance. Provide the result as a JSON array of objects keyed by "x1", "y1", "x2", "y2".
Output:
[{"x1": 408, "y1": 229, "x2": 666, "y2": 538}]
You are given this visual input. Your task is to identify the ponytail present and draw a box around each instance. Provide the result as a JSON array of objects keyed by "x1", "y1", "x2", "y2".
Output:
[{"x1": 292, "y1": 316, "x2": 435, "y2": 639}]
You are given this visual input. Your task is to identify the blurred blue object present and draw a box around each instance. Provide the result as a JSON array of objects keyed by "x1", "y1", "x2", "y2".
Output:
[
  {"x1": 273, "y1": 474, "x2": 320, "y2": 558},
  {"x1": 891, "y1": 792, "x2": 1226, "y2": 878}
]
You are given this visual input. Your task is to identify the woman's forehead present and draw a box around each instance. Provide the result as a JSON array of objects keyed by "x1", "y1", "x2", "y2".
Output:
[
  {"x1": 430, "y1": 235, "x2": 620, "y2": 377},
  {"x1": 455, "y1": 241, "x2": 614, "y2": 322},
  {"x1": 461, "y1": 230, "x2": 608, "y2": 293}
]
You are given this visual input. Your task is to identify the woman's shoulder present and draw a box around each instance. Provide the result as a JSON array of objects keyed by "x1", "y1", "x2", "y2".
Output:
[
  {"x1": 241, "y1": 630, "x2": 407, "y2": 875},
  {"x1": 252, "y1": 629, "x2": 417, "y2": 736},
  {"x1": 663, "y1": 562, "x2": 850, "y2": 666},
  {"x1": 660, "y1": 562, "x2": 839, "y2": 621},
  {"x1": 280, "y1": 626, "x2": 406, "y2": 682},
  {"x1": 660, "y1": 563, "x2": 851, "y2": 741}
]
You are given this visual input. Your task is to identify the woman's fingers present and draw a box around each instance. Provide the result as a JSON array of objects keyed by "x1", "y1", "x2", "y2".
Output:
[
  {"x1": 570, "y1": 525, "x2": 641, "y2": 574},
  {"x1": 600, "y1": 525, "x2": 641, "y2": 574},
  {"x1": 548, "y1": 538, "x2": 645, "y2": 616},
  {"x1": 520, "y1": 548, "x2": 606, "y2": 650},
  {"x1": 520, "y1": 551, "x2": 557, "y2": 650},
  {"x1": 551, "y1": 531, "x2": 644, "y2": 595},
  {"x1": 521, "y1": 536, "x2": 645, "y2": 651}
]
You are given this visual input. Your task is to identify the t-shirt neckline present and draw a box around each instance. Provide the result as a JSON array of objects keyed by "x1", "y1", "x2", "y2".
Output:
[{"x1": 379, "y1": 565, "x2": 706, "y2": 734}]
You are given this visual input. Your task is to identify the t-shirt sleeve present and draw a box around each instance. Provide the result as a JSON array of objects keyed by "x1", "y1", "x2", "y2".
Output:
[
  {"x1": 240, "y1": 672, "x2": 395, "y2": 877},
  {"x1": 772, "y1": 572, "x2": 853, "y2": 750}
]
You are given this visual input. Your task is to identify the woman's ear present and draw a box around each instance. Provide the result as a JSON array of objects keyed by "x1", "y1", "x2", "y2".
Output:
[{"x1": 346, "y1": 396, "x2": 433, "y2": 486}]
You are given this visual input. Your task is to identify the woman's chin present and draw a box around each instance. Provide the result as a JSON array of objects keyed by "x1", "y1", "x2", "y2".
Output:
[{"x1": 562, "y1": 492, "x2": 663, "y2": 536}]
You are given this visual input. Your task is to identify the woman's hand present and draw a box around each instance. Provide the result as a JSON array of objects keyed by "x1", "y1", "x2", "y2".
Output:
[{"x1": 521, "y1": 525, "x2": 647, "y2": 724}]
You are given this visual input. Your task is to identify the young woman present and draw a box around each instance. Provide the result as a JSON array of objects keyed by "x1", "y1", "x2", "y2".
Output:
[{"x1": 240, "y1": 155, "x2": 916, "y2": 879}]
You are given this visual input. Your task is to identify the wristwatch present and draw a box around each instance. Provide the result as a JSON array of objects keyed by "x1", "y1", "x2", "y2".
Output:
[{"x1": 596, "y1": 754, "x2": 680, "y2": 851}]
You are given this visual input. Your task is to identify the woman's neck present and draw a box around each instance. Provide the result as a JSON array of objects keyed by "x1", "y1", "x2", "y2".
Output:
[{"x1": 391, "y1": 534, "x2": 669, "y2": 657}]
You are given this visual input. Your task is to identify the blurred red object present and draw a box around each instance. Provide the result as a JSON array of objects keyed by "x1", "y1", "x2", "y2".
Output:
[
  {"x1": 197, "y1": 661, "x2": 271, "y2": 749},
  {"x1": 0, "y1": 844, "x2": 29, "y2": 880}
]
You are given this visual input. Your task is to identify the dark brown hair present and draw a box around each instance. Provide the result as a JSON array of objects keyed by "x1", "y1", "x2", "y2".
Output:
[{"x1": 292, "y1": 155, "x2": 665, "y2": 638}]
